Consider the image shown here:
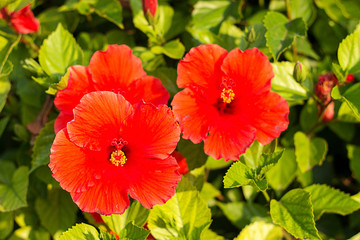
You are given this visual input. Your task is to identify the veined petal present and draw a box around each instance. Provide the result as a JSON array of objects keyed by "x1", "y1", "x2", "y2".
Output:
[
  {"x1": 67, "y1": 91, "x2": 133, "y2": 151},
  {"x1": 124, "y1": 76, "x2": 170, "y2": 106},
  {"x1": 54, "y1": 112, "x2": 73, "y2": 134},
  {"x1": 89, "y1": 45, "x2": 146, "y2": 91},
  {"x1": 128, "y1": 156, "x2": 180, "y2": 208},
  {"x1": 250, "y1": 92, "x2": 289, "y2": 144},
  {"x1": 221, "y1": 48, "x2": 273, "y2": 96},
  {"x1": 177, "y1": 44, "x2": 227, "y2": 90},
  {"x1": 54, "y1": 65, "x2": 93, "y2": 115},
  {"x1": 204, "y1": 122, "x2": 256, "y2": 161},
  {"x1": 123, "y1": 103, "x2": 180, "y2": 159},
  {"x1": 171, "y1": 88, "x2": 218, "y2": 143}
]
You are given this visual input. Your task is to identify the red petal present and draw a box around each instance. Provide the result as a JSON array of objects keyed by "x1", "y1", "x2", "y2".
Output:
[
  {"x1": 204, "y1": 122, "x2": 256, "y2": 161},
  {"x1": 123, "y1": 103, "x2": 180, "y2": 159},
  {"x1": 49, "y1": 129, "x2": 102, "y2": 193},
  {"x1": 221, "y1": 48, "x2": 273, "y2": 96},
  {"x1": 9, "y1": 4, "x2": 39, "y2": 34},
  {"x1": 54, "y1": 65, "x2": 93, "y2": 115},
  {"x1": 54, "y1": 112, "x2": 73, "y2": 134},
  {"x1": 177, "y1": 44, "x2": 227, "y2": 90},
  {"x1": 71, "y1": 182, "x2": 130, "y2": 215},
  {"x1": 67, "y1": 91, "x2": 133, "y2": 151},
  {"x1": 124, "y1": 76, "x2": 169, "y2": 105},
  {"x1": 89, "y1": 45, "x2": 146, "y2": 91},
  {"x1": 171, "y1": 88, "x2": 218, "y2": 143},
  {"x1": 142, "y1": 0, "x2": 158, "y2": 17},
  {"x1": 249, "y1": 92, "x2": 289, "y2": 144},
  {"x1": 128, "y1": 156, "x2": 180, "y2": 208}
]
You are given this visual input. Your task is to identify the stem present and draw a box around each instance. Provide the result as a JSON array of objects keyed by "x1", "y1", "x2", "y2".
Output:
[
  {"x1": 285, "y1": 0, "x2": 298, "y2": 61},
  {"x1": 262, "y1": 190, "x2": 270, "y2": 202}
]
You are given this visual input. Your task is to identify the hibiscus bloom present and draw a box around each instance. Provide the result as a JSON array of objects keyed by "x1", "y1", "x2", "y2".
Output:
[
  {"x1": 0, "y1": 4, "x2": 40, "y2": 34},
  {"x1": 171, "y1": 44, "x2": 289, "y2": 161},
  {"x1": 54, "y1": 44, "x2": 169, "y2": 134},
  {"x1": 49, "y1": 91, "x2": 180, "y2": 215}
]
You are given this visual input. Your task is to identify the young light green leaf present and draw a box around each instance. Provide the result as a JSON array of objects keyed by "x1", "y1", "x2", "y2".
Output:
[
  {"x1": 271, "y1": 62, "x2": 308, "y2": 106},
  {"x1": 0, "y1": 162, "x2": 28, "y2": 212},
  {"x1": 347, "y1": 145, "x2": 360, "y2": 181},
  {"x1": 234, "y1": 221, "x2": 282, "y2": 240},
  {"x1": 117, "y1": 221, "x2": 150, "y2": 240},
  {"x1": 264, "y1": 12, "x2": 307, "y2": 60},
  {"x1": 101, "y1": 201, "x2": 149, "y2": 235},
  {"x1": 58, "y1": 223, "x2": 100, "y2": 240},
  {"x1": 305, "y1": 184, "x2": 360, "y2": 220},
  {"x1": 270, "y1": 189, "x2": 321, "y2": 240},
  {"x1": 31, "y1": 120, "x2": 55, "y2": 172},
  {"x1": 201, "y1": 229, "x2": 224, "y2": 240},
  {"x1": 289, "y1": 0, "x2": 316, "y2": 25},
  {"x1": 338, "y1": 30, "x2": 360, "y2": 74},
  {"x1": 217, "y1": 202, "x2": 268, "y2": 229},
  {"x1": 340, "y1": 82, "x2": 360, "y2": 120},
  {"x1": 151, "y1": 39, "x2": 185, "y2": 59},
  {"x1": 294, "y1": 131, "x2": 328, "y2": 172},
  {"x1": 266, "y1": 148, "x2": 298, "y2": 192},
  {"x1": 35, "y1": 189, "x2": 78, "y2": 238},
  {"x1": 93, "y1": 0, "x2": 123, "y2": 29},
  {"x1": 39, "y1": 23, "x2": 83, "y2": 77},
  {"x1": 223, "y1": 161, "x2": 252, "y2": 188},
  {"x1": 148, "y1": 177, "x2": 212, "y2": 240}
]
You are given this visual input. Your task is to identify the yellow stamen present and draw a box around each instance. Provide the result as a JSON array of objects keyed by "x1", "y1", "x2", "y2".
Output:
[
  {"x1": 109, "y1": 150, "x2": 127, "y2": 167},
  {"x1": 220, "y1": 88, "x2": 235, "y2": 103}
]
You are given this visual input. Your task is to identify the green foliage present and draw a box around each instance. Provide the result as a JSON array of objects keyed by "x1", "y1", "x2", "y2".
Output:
[
  {"x1": 338, "y1": 30, "x2": 360, "y2": 74},
  {"x1": 264, "y1": 12, "x2": 307, "y2": 60},
  {"x1": 117, "y1": 221, "x2": 150, "y2": 240},
  {"x1": 59, "y1": 223, "x2": 100, "y2": 240},
  {"x1": 294, "y1": 131, "x2": 328, "y2": 172},
  {"x1": 347, "y1": 145, "x2": 360, "y2": 181},
  {"x1": 148, "y1": 178, "x2": 212, "y2": 240},
  {"x1": 305, "y1": 184, "x2": 360, "y2": 220},
  {"x1": 234, "y1": 221, "x2": 282, "y2": 240},
  {"x1": 0, "y1": 162, "x2": 28, "y2": 212},
  {"x1": 270, "y1": 189, "x2": 321, "y2": 240}
]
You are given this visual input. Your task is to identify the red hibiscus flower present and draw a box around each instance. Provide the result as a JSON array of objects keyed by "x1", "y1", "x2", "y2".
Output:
[
  {"x1": 49, "y1": 91, "x2": 180, "y2": 215},
  {"x1": 0, "y1": 4, "x2": 40, "y2": 34},
  {"x1": 54, "y1": 44, "x2": 169, "y2": 134},
  {"x1": 171, "y1": 151, "x2": 189, "y2": 175},
  {"x1": 171, "y1": 44, "x2": 289, "y2": 161}
]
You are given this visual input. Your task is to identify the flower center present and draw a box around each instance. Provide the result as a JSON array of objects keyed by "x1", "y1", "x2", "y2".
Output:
[
  {"x1": 109, "y1": 138, "x2": 128, "y2": 167},
  {"x1": 220, "y1": 88, "x2": 235, "y2": 103},
  {"x1": 109, "y1": 150, "x2": 127, "y2": 167}
]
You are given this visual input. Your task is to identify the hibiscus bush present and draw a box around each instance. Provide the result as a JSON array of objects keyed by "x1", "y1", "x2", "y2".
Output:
[{"x1": 1, "y1": 0, "x2": 360, "y2": 239}]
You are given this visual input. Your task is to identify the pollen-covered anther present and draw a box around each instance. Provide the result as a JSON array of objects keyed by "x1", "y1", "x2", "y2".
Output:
[
  {"x1": 220, "y1": 88, "x2": 235, "y2": 103},
  {"x1": 109, "y1": 150, "x2": 127, "y2": 167}
]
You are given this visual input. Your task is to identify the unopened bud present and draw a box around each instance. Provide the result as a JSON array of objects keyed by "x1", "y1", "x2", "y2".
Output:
[
  {"x1": 293, "y1": 61, "x2": 305, "y2": 83},
  {"x1": 142, "y1": 0, "x2": 157, "y2": 19}
]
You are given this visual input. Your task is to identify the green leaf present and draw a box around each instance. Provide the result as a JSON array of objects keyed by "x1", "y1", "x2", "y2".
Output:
[
  {"x1": 151, "y1": 39, "x2": 185, "y2": 59},
  {"x1": 266, "y1": 148, "x2": 298, "y2": 192},
  {"x1": 218, "y1": 20, "x2": 247, "y2": 51},
  {"x1": 0, "y1": 162, "x2": 28, "y2": 212},
  {"x1": 101, "y1": 201, "x2": 149, "y2": 235},
  {"x1": 148, "y1": 177, "x2": 212, "y2": 240},
  {"x1": 271, "y1": 62, "x2": 308, "y2": 106},
  {"x1": 205, "y1": 156, "x2": 232, "y2": 170},
  {"x1": 305, "y1": 184, "x2": 360, "y2": 220},
  {"x1": 289, "y1": 0, "x2": 316, "y2": 25},
  {"x1": 177, "y1": 139, "x2": 207, "y2": 171},
  {"x1": 270, "y1": 189, "x2": 321, "y2": 240},
  {"x1": 217, "y1": 202, "x2": 268, "y2": 229},
  {"x1": 200, "y1": 229, "x2": 224, "y2": 240},
  {"x1": 35, "y1": 189, "x2": 78, "y2": 238},
  {"x1": 0, "y1": 29, "x2": 20, "y2": 73},
  {"x1": 338, "y1": 101, "x2": 360, "y2": 122},
  {"x1": 328, "y1": 122, "x2": 355, "y2": 142},
  {"x1": 340, "y1": 82, "x2": 360, "y2": 120},
  {"x1": 93, "y1": 0, "x2": 123, "y2": 29},
  {"x1": 8, "y1": 226, "x2": 50, "y2": 240},
  {"x1": 0, "y1": 211, "x2": 13, "y2": 238},
  {"x1": 300, "y1": 98, "x2": 318, "y2": 132},
  {"x1": 149, "y1": 67, "x2": 179, "y2": 97},
  {"x1": 39, "y1": 23, "x2": 83, "y2": 77},
  {"x1": 59, "y1": 223, "x2": 100, "y2": 240},
  {"x1": 200, "y1": 182, "x2": 220, "y2": 202},
  {"x1": 338, "y1": 30, "x2": 360, "y2": 74},
  {"x1": 264, "y1": 12, "x2": 307, "y2": 60},
  {"x1": 347, "y1": 145, "x2": 360, "y2": 181},
  {"x1": 117, "y1": 221, "x2": 150, "y2": 240},
  {"x1": 0, "y1": 116, "x2": 10, "y2": 138},
  {"x1": 31, "y1": 120, "x2": 55, "y2": 172},
  {"x1": 294, "y1": 132, "x2": 328, "y2": 172},
  {"x1": 223, "y1": 161, "x2": 252, "y2": 189},
  {"x1": 234, "y1": 221, "x2": 282, "y2": 240}
]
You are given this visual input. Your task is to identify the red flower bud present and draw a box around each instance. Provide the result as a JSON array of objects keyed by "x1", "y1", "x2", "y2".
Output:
[
  {"x1": 346, "y1": 74, "x2": 354, "y2": 83},
  {"x1": 142, "y1": 0, "x2": 157, "y2": 17}
]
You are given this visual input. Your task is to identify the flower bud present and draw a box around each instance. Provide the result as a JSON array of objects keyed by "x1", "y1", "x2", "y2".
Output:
[
  {"x1": 142, "y1": 0, "x2": 157, "y2": 18},
  {"x1": 346, "y1": 74, "x2": 354, "y2": 83},
  {"x1": 293, "y1": 61, "x2": 305, "y2": 83}
]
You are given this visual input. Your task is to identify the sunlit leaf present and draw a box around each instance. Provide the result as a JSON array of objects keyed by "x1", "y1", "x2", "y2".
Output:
[
  {"x1": 58, "y1": 223, "x2": 99, "y2": 240},
  {"x1": 338, "y1": 30, "x2": 360, "y2": 74}
]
